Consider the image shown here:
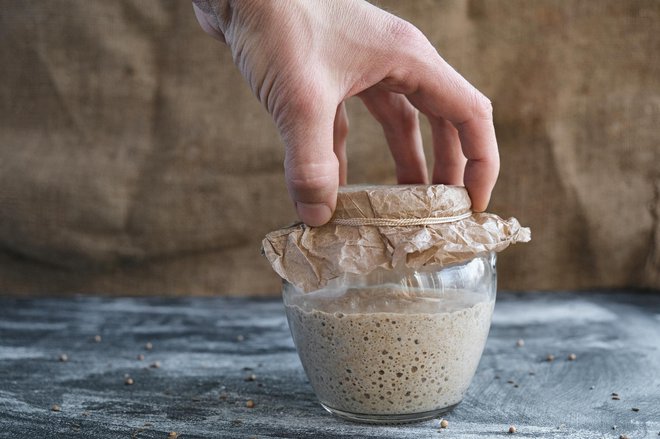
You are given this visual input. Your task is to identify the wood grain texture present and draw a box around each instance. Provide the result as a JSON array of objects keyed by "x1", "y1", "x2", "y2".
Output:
[{"x1": 0, "y1": 292, "x2": 658, "y2": 438}]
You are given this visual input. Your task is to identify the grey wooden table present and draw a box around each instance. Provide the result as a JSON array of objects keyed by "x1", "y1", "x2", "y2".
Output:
[{"x1": 0, "y1": 291, "x2": 658, "y2": 439}]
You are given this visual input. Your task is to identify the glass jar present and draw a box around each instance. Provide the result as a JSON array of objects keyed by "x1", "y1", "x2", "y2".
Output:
[
  {"x1": 264, "y1": 184, "x2": 530, "y2": 424},
  {"x1": 283, "y1": 252, "x2": 497, "y2": 424}
]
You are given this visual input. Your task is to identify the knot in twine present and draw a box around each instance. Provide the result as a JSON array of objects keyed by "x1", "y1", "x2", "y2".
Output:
[{"x1": 330, "y1": 211, "x2": 473, "y2": 227}]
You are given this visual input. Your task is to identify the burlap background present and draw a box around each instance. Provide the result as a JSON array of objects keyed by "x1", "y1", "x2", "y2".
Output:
[{"x1": 0, "y1": 1, "x2": 658, "y2": 296}]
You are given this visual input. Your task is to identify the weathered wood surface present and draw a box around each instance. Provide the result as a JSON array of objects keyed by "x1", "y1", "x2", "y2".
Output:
[{"x1": 0, "y1": 291, "x2": 658, "y2": 439}]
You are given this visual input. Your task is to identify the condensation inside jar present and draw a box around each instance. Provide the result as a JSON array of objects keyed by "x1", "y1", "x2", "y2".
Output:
[{"x1": 283, "y1": 253, "x2": 497, "y2": 422}]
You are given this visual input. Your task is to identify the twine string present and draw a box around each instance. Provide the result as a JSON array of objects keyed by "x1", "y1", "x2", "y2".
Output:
[{"x1": 330, "y1": 211, "x2": 473, "y2": 227}]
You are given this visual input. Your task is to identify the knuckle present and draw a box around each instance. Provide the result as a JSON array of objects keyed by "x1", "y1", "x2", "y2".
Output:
[
  {"x1": 285, "y1": 161, "x2": 338, "y2": 195},
  {"x1": 288, "y1": 92, "x2": 316, "y2": 118},
  {"x1": 386, "y1": 17, "x2": 423, "y2": 45},
  {"x1": 276, "y1": 76, "x2": 324, "y2": 120},
  {"x1": 471, "y1": 91, "x2": 493, "y2": 120}
]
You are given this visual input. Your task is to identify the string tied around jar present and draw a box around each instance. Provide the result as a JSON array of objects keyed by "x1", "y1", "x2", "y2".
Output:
[{"x1": 330, "y1": 211, "x2": 473, "y2": 227}]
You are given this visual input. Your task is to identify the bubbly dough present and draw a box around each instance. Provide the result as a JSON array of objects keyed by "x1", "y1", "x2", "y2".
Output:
[{"x1": 285, "y1": 286, "x2": 493, "y2": 415}]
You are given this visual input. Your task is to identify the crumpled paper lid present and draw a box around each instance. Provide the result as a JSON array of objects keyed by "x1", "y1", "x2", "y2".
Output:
[{"x1": 262, "y1": 185, "x2": 531, "y2": 292}]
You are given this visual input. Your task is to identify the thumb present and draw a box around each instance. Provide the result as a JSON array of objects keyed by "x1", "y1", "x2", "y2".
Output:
[{"x1": 280, "y1": 102, "x2": 339, "y2": 227}]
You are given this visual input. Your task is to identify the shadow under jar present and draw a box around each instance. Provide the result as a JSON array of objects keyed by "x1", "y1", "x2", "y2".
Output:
[{"x1": 283, "y1": 253, "x2": 497, "y2": 424}]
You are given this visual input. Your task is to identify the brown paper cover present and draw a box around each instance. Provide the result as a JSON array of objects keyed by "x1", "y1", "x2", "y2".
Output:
[{"x1": 263, "y1": 185, "x2": 531, "y2": 292}]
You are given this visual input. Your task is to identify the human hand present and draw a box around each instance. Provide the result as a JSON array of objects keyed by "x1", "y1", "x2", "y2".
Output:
[{"x1": 193, "y1": 0, "x2": 499, "y2": 226}]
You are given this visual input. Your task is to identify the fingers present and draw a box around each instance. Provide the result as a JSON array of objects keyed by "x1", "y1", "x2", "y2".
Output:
[
  {"x1": 359, "y1": 87, "x2": 428, "y2": 184},
  {"x1": 279, "y1": 96, "x2": 339, "y2": 227},
  {"x1": 333, "y1": 102, "x2": 349, "y2": 186},
  {"x1": 377, "y1": 24, "x2": 499, "y2": 211},
  {"x1": 429, "y1": 117, "x2": 466, "y2": 186},
  {"x1": 404, "y1": 57, "x2": 499, "y2": 211},
  {"x1": 455, "y1": 108, "x2": 499, "y2": 212}
]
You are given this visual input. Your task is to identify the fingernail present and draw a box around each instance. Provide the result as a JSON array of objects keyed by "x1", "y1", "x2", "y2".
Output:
[{"x1": 296, "y1": 202, "x2": 332, "y2": 227}]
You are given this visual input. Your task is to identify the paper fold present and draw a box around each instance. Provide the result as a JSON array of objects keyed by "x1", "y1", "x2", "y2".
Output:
[{"x1": 263, "y1": 185, "x2": 531, "y2": 292}]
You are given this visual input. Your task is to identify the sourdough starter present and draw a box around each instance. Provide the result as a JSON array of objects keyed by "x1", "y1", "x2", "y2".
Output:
[{"x1": 285, "y1": 286, "x2": 494, "y2": 415}]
